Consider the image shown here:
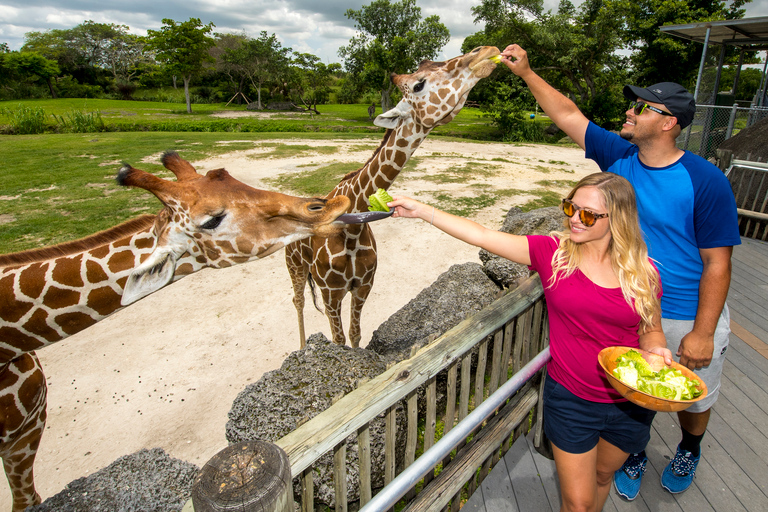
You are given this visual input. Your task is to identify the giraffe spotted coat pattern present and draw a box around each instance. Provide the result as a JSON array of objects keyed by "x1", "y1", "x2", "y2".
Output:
[
  {"x1": 285, "y1": 46, "x2": 500, "y2": 348},
  {"x1": 0, "y1": 151, "x2": 350, "y2": 512}
]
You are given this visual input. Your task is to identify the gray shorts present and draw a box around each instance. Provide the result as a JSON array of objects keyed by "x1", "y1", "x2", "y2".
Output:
[{"x1": 662, "y1": 304, "x2": 730, "y2": 413}]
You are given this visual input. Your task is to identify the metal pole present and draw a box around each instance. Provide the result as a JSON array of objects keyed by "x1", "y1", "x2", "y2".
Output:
[
  {"x1": 359, "y1": 346, "x2": 552, "y2": 512},
  {"x1": 693, "y1": 26, "x2": 712, "y2": 102},
  {"x1": 726, "y1": 103, "x2": 738, "y2": 140},
  {"x1": 759, "y1": 53, "x2": 768, "y2": 108}
]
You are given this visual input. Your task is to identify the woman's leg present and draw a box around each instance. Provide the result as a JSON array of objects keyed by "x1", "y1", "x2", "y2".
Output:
[
  {"x1": 594, "y1": 438, "x2": 631, "y2": 510},
  {"x1": 552, "y1": 443, "x2": 598, "y2": 512},
  {"x1": 553, "y1": 439, "x2": 629, "y2": 512}
]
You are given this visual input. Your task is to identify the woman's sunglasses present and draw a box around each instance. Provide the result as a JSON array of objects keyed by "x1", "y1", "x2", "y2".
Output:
[
  {"x1": 561, "y1": 198, "x2": 609, "y2": 227},
  {"x1": 629, "y1": 100, "x2": 674, "y2": 117}
]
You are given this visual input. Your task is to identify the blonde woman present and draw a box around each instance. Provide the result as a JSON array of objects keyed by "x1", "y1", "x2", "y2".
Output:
[{"x1": 389, "y1": 172, "x2": 673, "y2": 512}]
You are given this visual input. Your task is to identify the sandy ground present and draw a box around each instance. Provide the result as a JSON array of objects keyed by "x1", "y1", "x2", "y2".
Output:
[{"x1": 0, "y1": 137, "x2": 599, "y2": 509}]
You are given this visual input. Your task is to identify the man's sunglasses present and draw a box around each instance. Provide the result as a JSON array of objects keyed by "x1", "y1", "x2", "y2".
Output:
[
  {"x1": 561, "y1": 198, "x2": 609, "y2": 227},
  {"x1": 629, "y1": 100, "x2": 674, "y2": 117}
]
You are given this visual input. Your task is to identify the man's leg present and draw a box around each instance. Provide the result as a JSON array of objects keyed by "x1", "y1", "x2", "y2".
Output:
[{"x1": 660, "y1": 306, "x2": 729, "y2": 493}]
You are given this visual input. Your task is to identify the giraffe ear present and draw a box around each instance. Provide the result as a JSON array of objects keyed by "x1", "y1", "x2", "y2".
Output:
[
  {"x1": 120, "y1": 250, "x2": 177, "y2": 306},
  {"x1": 374, "y1": 101, "x2": 410, "y2": 129}
]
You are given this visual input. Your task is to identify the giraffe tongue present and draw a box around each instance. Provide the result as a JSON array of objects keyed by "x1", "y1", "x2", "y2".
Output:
[{"x1": 336, "y1": 210, "x2": 395, "y2": 224}]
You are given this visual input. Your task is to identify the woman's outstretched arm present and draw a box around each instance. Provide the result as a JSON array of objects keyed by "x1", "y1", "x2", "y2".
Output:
[{"x1": 389, "y1": 196, "x2": 532, "y2": 266}]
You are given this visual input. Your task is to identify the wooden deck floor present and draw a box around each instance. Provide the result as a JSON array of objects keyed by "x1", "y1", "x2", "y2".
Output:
[{"x1": 464, "y1": 237, "x2": 768, "y2": 512}]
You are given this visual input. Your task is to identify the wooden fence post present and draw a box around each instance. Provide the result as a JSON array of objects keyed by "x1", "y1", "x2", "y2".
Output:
[{"x1": 191, "y1": 440, "x2": 293, "y2": 512}]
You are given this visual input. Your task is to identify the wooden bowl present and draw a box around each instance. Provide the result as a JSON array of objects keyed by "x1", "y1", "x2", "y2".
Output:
[{"x1": 598, "y1": 346, "x2": 708, "y2": 412}]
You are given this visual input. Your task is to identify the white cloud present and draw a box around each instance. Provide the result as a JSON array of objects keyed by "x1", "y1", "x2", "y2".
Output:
[{"x1": 1, "y1": 0, "x2": 767, "y2": 64}]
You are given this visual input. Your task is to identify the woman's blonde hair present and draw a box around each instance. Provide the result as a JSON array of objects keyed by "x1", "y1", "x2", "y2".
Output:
[{"x1": 549, "y1": 172, "x2": 661, "y2": 330}]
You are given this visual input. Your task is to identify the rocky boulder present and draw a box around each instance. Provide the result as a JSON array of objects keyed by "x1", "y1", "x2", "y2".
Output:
[
  {"x1": 480, "y1": 206, "x2": 564, "y2": 289},
  {"x1": 226, "y1": 333, "x2": 404, "y2": 508},
  {"x1": 28, "y1": 448, "x2": 198, "y2": 512},
  {"x1": 366, "y1": 262, "x2": 502, "y2": 365}
]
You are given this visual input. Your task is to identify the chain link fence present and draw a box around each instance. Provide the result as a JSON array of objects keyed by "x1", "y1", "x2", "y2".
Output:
[{"x1": 678, "y1": 104, "x2": 768, "y2": 160}]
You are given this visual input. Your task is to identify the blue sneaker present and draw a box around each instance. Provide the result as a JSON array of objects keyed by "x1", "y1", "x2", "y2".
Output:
[
  {"x1": 613, "y1": 452, "x2": 647, "y2": 501},
  {"x1": 661, "y1": 445, "x2": 700, "y2": 493}
]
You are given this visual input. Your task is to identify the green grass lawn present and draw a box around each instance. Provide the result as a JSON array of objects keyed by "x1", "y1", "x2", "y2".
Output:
[
  {"x1": 0, "y1": 131, "x2": 383, "y2": 253},
  {"x1": 0, "y1": 99, "x2": 501, "y2": 138},
  {"x1": 0, "y1": 99, "x2": 560, "y2": 255}
]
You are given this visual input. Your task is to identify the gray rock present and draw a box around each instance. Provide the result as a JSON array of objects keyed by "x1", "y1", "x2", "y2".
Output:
[
  {"x1": 367, "y1": 262, "x2": 501, "y2": 364},
  {"x1": 480, "y1": 206, "x2": 564, "y2": 288},
  {"x1": 28, "y1": 448, "x2": 198, "y2": 512},
  {"x1": 226, "y1": 333, "x2": 403, "y2": 508}
]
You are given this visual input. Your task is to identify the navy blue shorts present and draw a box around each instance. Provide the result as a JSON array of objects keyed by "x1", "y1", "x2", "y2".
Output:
[{"x1": 543, "y1": 377, "x2": 656, "y2": 454}]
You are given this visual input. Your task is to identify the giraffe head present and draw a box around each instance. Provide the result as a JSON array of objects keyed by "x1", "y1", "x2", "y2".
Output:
[
  {"x1": 374, "y1": 46, "x2": 500, "y2": 131},
  {"x1": 117, "y1": 151, "x2": 350, "y2": 305}
]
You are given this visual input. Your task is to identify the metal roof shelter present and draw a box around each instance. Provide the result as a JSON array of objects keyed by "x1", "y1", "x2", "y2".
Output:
[{"x1": 660, "y1": 17, "x2": 768, "y2": 106}]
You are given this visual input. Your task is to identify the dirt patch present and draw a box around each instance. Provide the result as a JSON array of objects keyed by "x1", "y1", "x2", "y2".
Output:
[{"x1": 0, "y1": 139, "x2": 598, "y2": 510}]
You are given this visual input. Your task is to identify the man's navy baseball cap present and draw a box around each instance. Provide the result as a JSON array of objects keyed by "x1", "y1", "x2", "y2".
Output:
[{"x1": 623, "y1": 82, "x2": 696, "y2": 129}]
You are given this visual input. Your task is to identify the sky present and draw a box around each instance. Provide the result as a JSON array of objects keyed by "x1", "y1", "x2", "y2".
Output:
[{"x1": 1, "y1": 0, "x2": 767, "y2": 65}]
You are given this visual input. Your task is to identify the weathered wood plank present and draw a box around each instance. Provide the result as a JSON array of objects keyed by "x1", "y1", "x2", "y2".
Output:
[
  {"x1": 277, "y1": 277, "x2": 545, "y2": 476},
  {"x1": 707, "y1": 404, "x2": 768, "y2": 498},
  {"x1": 524, "y1": 430, "x2": 560, "y2": 512},
  {"x1": 504, "y1": 433, "x2": 551, "y2": 511},
  {"x1": 722, "y1": 359, "x2": 768, "y2": 416},
  {"x1": 718, "y1": 372, "x2": 768, "y2": 442},
  {"x1": 723, "y1": 335, "x2": 768, "y2": 384},
  {"x1": 475, "y1": 456, "x2": 518, "y2": 512},
  {"x1": 357, "y1": 425, "x2": 371, "y2": 506},
  {"x1": 334, "y1": 442, "x2": 347, "y2": 512},
  {"x1": 400, "y1": 386, "x2": 538, "y2": 512}
]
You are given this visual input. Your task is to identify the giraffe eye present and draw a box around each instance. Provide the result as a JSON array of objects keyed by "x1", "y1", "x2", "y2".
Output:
[
  {"x1": 201, "y1": 214, "x2": 225, "y2": 230},
  {"x1": 413, "y1": 80, "x2": 426, "y2": 93}
]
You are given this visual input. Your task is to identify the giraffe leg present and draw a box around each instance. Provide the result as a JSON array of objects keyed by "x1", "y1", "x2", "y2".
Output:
[
  {"x1": 286, "y1": 245, "x2": 310, "y2": 349},
  {"x1": 348, "y1": 280, "x2": 374, "y2": 349},
  {"x1": 322, "y1": 287, "x2": 349, "y2": 346},
  {"x1": 0, "y1": 353, "x2": 47, "y2": 512}
]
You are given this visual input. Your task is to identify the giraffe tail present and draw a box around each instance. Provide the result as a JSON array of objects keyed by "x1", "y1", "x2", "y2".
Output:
[{"x1": 307, "y1": 273, "x2": 323, "y2": 313}]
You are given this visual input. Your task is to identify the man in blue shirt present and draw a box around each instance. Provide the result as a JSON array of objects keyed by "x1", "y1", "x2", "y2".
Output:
[{"x1": 499, "y1": 44, "x2": 741, "y2": 501}]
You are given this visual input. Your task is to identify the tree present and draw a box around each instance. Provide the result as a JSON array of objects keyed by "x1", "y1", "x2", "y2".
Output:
[
  {"x1": 211, "y1": 31, "x2": 292, "y2": 108},
  {"x1": 339, "y1": 0, "x2": 449, "y2": 111},
  {"x1": 22, "y1": 21, "x2": 148, "y2": 92},
  {"x1": 470, "y1": 0, "x2": 629, "y2": 128},
  {"x1": 147, "y1": 18, "x2": 215, "y2": 113},
  {"x1": 606, "y1": 0, "x2": 751, "y2": 90},
  {"x1": 289, "y1": 53, "x2": 337, "y2": 113},
  {"x1": 2, "y1": 51, "x2": 60, "y2": 98}
]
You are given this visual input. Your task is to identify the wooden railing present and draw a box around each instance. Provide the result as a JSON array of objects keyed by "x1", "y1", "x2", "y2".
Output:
[
  {"x1": 726, "y1": 159, "x2": 768, "y2": 241},
  {"x1": 274, "y1": 274, "x2": 549, "y2": 512}
]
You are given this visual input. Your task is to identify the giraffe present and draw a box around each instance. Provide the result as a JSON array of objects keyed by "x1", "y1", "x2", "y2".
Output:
[
  {"x1": 0, "y1": 151, "x2": 350, "y2": 512},
  {"x1": 285, "y1": 46, "x2": 500, "y2": 349}
]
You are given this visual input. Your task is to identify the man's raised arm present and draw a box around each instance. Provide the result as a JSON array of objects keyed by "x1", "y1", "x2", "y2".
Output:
[{"x1": 501, "y1": 44, "x2": 590, "y2": 149}]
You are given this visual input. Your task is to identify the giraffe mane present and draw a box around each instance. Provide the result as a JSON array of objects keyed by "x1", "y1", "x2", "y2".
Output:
[
  {"x1": 339, "y1": 129, "x2": 395, "y2": 183},
  {"x1": 0, "y1": 214, "x2": 157, "y2": 267}
]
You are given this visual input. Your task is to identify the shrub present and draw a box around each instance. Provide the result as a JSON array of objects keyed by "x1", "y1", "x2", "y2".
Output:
[
  {"x1": 52, "y1": 109, "x2": 106, "y2": 133},
  {"x1": 2, "y1": 104, "x2": 48, "y2": 134}
]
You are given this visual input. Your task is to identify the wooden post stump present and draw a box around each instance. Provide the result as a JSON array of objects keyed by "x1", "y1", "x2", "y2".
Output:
[{"x1": 192, "y1": 441, "x2": 293, "y2": 512}]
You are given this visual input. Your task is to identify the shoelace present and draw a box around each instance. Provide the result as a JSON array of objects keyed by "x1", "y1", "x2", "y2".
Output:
[
  {"x1": 671, "y1": 450, "x2": 697, "y2": 476},
  {"x1": 624, "y1": 454, "x2": 647, "y2": 477}
]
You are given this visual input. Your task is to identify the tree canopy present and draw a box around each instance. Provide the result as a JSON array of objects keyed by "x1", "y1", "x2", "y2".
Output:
[
  {"x1": 339, "y1": 0, "x2": 450, "y2": 111},
  {"x1": 147, "y1": 18, "x2": 216, "y2": 113},
  {"x1": 605, "y1": 0, "x2": 752, "y2": 90}
]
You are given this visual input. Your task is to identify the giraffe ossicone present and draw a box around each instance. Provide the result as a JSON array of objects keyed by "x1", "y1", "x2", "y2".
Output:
[
  {"x1": 0, "y1": 151, "x2": 350, "y2": 512},
  {"x1": 286, "y1": 46, "x2": 500, "y2": 349}
]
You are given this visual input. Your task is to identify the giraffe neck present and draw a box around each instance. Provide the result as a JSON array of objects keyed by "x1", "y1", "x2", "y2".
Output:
[
  {"x1": 335, "y1": 121, "x2": 428, "y2": 212},
  {"x1": 0, "y1": 217, "x2": 202, "y2": 363}
]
